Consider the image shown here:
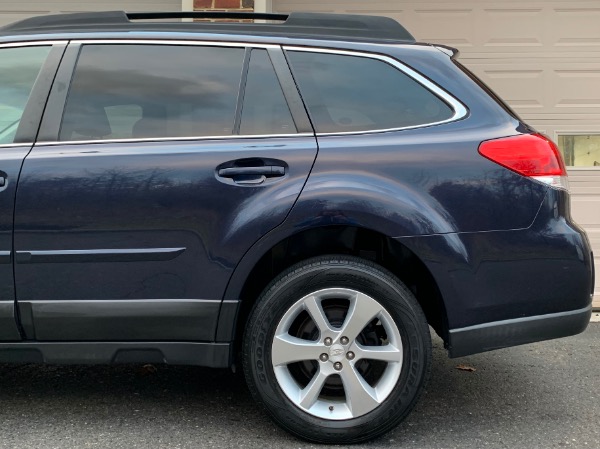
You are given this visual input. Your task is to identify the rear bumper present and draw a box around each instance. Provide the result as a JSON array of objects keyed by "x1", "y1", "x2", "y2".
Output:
[{"x1": 448, "y1": 304, "x2": 592, "y2": 358}]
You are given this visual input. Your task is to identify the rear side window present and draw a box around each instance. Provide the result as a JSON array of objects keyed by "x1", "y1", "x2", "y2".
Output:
[
  {"x1": 0, "y1": 46, "x2": 51, "y2": 145},
  {"x1": 240, "y1": 49, "x2": 296, "y2": 135},
  {"x1": 60, "y1": 44, "x2": 245, "y2": 141},
  {"x1": 286, "y1": 51, "x2": 454, "y2": 133}
]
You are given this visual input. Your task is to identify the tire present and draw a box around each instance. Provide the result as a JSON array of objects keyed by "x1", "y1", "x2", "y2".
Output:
[{"x1": 242, "y1": 255, "x2": 432, "y2": 444}]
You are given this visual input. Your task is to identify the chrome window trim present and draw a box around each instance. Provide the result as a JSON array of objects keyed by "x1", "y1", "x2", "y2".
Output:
[
  {"x1": 0, "y1": 143, "x2": 33, "y2": 148},
  {"x1": 13, "y1": 40, "x2": 468, "y2": 144},
  {"x1": 283, "y1": 45, "x2": 469, "y2": 137},
  {"x1": 38, "y1": 132, "x2": 314, "y2": 147},
  {"x1": 0, "y1": 40, "x2": 68, "y2": 48},
  {"x1": 40, "y1": 39, "x2": 299, "y2": 145},
  {"x1": 70, "y1": 39, "x2": 279, "y2": 49}
]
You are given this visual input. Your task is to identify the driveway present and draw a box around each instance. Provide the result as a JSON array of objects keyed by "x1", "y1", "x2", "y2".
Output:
[{"x1": 0, "y1": 323, "x2": 598, "y2": 449}]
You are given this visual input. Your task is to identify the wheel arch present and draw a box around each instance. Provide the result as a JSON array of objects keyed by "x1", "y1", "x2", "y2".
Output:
[{"x1": 219, "y1": 224, "x2": 449, "y2": 357}]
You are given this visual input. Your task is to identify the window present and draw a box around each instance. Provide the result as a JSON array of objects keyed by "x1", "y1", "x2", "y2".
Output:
[
  {"x1": 558, "y1": 135, "x2": 600, "y2": 167},
  {"x1": 60, "y1": 44, "x2": 245, "y2": 141},
  {"x1": 240, "y1": 49, "x2": 296, "y2": 135},
  {"x1": 104, "y1": 105, "x2": 143, "y2": 140},
  {"x1": 0, "y1": 46, "x2": 51, "y2": 145},
  {"x1": 286, "y1": 51, "x2": 454, "y2": 134}
]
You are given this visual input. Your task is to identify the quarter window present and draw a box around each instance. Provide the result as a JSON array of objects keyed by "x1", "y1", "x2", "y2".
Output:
[
  {"x1": 60, "y1": 44, "x2": 245, "y2": 141},
  {"x1": 286, "y1": 51, "x2": 454, "y2": 133},
  {"x1": 0, "y1": 46, "x2": 51, "y2": 145}
]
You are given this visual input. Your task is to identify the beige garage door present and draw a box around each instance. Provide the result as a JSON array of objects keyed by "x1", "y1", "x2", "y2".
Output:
[
  {"x1": 0, "y1": 0, "x2": 182, "y2": 27},
  {"x1": 273, "y1": 0, "x2": 600, "y2": 307}
]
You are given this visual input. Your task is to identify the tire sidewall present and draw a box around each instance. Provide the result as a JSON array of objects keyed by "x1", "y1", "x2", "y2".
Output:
[{"x1": 243, "y1": 257, "x2": 431, "y2": 442}]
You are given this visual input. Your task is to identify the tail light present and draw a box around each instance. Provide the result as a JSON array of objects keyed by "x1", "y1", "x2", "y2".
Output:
[{"x1": 478, "y1": 133, "x2": 569, "y2": 190}]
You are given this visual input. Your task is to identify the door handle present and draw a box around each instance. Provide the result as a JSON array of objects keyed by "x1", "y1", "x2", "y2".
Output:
[
  {"x1": 217, "y1": 166, "x2": 285, "y2": 177},
  {"x1": 217, "y1": 165, "x2": 285, "y2": 185}
]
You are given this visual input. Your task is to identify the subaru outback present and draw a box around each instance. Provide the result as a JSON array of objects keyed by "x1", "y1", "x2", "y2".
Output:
[{"x1": 0, "y1": 10, "x2": 594, "y2": 444}]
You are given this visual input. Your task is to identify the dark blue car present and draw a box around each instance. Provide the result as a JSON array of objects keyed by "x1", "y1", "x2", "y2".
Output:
[{"x1": 0, "y1": 10, "x2": 594, "y2": 443}]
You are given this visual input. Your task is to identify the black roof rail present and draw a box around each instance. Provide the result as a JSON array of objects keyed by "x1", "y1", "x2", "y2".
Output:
[{"x1": 0, "y1": 11, "x2": 415, "y2": 43}]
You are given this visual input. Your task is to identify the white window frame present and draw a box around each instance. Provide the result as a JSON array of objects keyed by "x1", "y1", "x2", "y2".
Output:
[
  {"x1": 554, "y1": 131, "x2": 600, "y2": 171},
  {"x1": 254, "y1": 0, "x2": 272, "y2": 13}
]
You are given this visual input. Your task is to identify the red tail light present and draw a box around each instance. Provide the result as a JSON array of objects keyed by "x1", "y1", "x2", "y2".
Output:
[{"x1": 478, "y1": 133, "x2": 568, "y2": 190}]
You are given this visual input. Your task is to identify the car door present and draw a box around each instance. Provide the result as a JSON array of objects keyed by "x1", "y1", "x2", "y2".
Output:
[
  {"x1": 13, "y1": 41, "x2": 317, "y2": 341},
  {"x1": 0, "y1": 42, "x2": 65, "y2": 341}
]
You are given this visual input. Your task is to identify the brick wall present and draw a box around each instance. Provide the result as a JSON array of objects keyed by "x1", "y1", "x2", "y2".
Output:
[{"x1": 194, "y1": 0, "x2": 254, "y2": 11}]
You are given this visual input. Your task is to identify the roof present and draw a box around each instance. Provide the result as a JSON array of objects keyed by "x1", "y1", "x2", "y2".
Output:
[{"x1": 0, "y1": 11, "x2": 416, "y2": 44}]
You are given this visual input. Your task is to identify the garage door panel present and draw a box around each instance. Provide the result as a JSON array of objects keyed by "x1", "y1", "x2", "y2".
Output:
[
  {"x1": 554, "y1": 7, "x2": 600, "y2": 49},
  {"x1": 274, "y1": 1, "x2": 600, "y2": 55},
  {"x1": 571, "y1": 198, "x2": 600, "y2": 225},
  {"x1": 465, "y1": 61, "x2": 600, "y2": 117}
]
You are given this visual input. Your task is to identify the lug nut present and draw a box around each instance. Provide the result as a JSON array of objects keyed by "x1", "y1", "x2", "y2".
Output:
[
  {"x1": 324, "y1": 337, "x2": 332, "y2": 346},
  {"x1": 346, "y1": 351, "x2": 355, "y2": 360},
  {"x1": 333, "y1": 362, "x2": 343, "y2": 371},
  {"x1": 340, "y1": 336, "x2": 349, "y2": 345},
  {"x1": 319, "y1": 353, "x2": 329, "y2": 362}
]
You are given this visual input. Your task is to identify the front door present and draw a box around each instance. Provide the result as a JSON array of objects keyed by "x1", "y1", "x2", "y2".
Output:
[{"x1": 13, "y1": 42, "x2": 317, "y2": 341}]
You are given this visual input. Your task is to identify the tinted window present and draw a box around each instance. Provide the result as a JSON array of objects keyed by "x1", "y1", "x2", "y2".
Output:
[
  {"x1": 0, "y1": 46, "x2": 51, "y2": 145},
  {"x1": 104, "y1": 104, "x2": 143, "y2": 139},
  {"x1": 240, "y1": 49, "x2": 296, "y2": 135},
  {"x1": 287, "y1": 51, "x2": 454, "y2": 133},
  {"x1": 60, "y1": 45, "x2": 245, "y2": 141}
]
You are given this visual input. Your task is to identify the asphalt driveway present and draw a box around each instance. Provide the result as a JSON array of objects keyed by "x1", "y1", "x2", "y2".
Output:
[{"x1": 0, "y1": 323, "x2": 598, "y2": 449}]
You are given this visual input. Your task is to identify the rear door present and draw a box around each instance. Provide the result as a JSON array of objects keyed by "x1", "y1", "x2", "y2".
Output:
[
  {"x1": 0, "y1": 42, "x2": 64, "y2": 340},
  {"x1": 13, "y1": 41, "x2": 317, "y2": 342}
]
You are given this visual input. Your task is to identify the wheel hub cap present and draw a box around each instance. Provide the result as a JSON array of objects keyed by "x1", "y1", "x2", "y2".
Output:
[{"x1": 328, "y1": 344, "x2": 345, "y2": 362}]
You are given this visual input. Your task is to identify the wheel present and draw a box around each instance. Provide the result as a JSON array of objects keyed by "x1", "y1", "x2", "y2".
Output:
[{"x1": 242, "y1": 255, "x2": 432, "y2": 444}]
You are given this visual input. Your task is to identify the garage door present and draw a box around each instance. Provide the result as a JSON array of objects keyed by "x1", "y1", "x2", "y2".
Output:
[
  {"x1": 273, "y1": 0, "x2": 600, "y2": 307},
  {"x1": 0, "y1": 0, "x2": 182, "y2": 27}
]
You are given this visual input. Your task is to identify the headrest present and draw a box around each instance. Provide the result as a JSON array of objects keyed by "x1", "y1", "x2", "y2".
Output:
[{"x1": 61, "y1": 101, "x2": 112, "y2": 140}]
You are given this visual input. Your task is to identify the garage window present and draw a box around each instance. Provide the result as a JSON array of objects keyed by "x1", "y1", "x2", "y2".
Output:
[
  {"x1": 558, "y1": 135, "x2": 600, "y2": 167},
  {"x1": 286, "y1": 50, "x2": 454, "y2": 134}
]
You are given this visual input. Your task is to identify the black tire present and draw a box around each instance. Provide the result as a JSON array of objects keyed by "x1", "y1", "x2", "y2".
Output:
[{"x1": 242, "y1": 255, "x2": 432, "y2": 444}]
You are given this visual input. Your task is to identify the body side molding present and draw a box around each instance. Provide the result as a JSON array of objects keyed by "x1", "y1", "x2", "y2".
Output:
[
  {"x1": 0, "y1": 341, "x2": 230, "y2": 367},
  {"x1": 15, "y1": 247, "x2": 186, "y2": 263}
]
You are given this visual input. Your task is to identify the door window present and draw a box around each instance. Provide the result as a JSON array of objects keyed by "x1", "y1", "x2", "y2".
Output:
[
  {"x1": 286, "y1": 50, "x2": 454, "y2": 133},
  {"x1": 240, "y1": 49, "x2": 296, "y2": 135},
  {"x1": 60, "y1": 44, "x2": 245, "y2": 141},
  {"x1": 0, "y1": 46, "x2": 51, "y2": 145}
]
